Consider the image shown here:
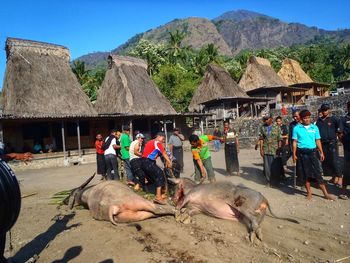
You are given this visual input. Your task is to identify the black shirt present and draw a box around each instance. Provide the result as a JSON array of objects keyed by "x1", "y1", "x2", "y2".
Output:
[
  {"x1": 316, "y1": 116, "x2": 342, "y2": 143},
  {"x1": 341, "y1": 113, "x2": 350, "y2": 152},
  {"x1": 288, "y1": 121, "x2": 299, "y2": 145}
]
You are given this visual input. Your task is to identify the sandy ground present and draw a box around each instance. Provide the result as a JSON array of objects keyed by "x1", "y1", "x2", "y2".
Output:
[{"x1": 3, "y1": 147, "x2": 350, "y2": 263}]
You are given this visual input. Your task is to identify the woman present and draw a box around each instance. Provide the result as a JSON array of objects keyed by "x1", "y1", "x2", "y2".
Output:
[{"x1": 223, "y1": 121, "x2": 240, "y2": 176}]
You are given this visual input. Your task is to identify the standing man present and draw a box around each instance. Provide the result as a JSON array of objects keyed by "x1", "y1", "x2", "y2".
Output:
[
  {"x1": 339, "y1": 101, "x2": 350, "y2": 199},
  {"x1": 95, "y1": 133, "x2": 106, "y2": 180},
  {"x1": 104, "y1": 130, "x2": 120, "y2": 180},
  {"x1": 120, "y1": 125, "x2": 133, "y2": 186},
  {"x1": 168, "y1": 128, "x2": 185, "y2": 173},
  {"x1": 223, "y1": 121, "x2": 240, "y2": 176},
  {"x1": 129, "y1": 133, "x2": 145, "y2": 191},
  {"x1": 141, "y1": 132, "x2": 172, "y2": 205},
  {"x1": 213, "y1": 126, "x2": 222, "y2": 152},
  {"x1": 292, "y1": 110, "x2": 334, "y2": 200},
  {"x1": 259, "y1": 115, "x2": 283, "y2": 186},
  {"x1": 189, "y1": 134, "x2": 223, "y2": 183},
  {"x1": 275, "y1": 116, "x2": 289, "y2": 169},
  {"x1": 316, "y1": 103, "x2": 343, "y2": 186}
]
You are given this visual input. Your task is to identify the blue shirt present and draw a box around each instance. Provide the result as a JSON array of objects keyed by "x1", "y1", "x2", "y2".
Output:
[{"x1": 292, "y1": 123, "x2": 320, "y2": 149}]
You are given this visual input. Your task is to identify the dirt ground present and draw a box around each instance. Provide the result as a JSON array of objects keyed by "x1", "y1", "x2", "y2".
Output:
[{"x1": 4, "y1": 147, "x2": 350, "y2": 263}]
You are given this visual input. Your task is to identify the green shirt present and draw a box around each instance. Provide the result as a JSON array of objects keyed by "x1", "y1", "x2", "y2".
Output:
[
  {"x1": 191, "y1": 135, "x2": 213, "y2": 160},
  {"x1": 259, "y1": 124, "x2": 281, "y2": 155},
  {"x1": 120, "y1": 133, "x2": 131, "y2": 159}
]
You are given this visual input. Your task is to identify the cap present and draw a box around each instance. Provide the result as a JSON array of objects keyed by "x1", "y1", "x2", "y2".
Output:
[
  {"x1": 320, "y1": 103, "x2": 330, "y2": 111},
  {"x1": 156, "y1": 132, "x2": 165, "y2": 137},
  {"x1": 173, "y1": 127, "x2": 179, "y2": 131},
  {"x1": 122, "y1": 125, "x2": 130, "y2": 131},
  {"x1": 135, "y1": 133, "x2": 145, "y2": 139},
  {"x1": 262, "y1": 114, "x2": 272, "y2": 121}
]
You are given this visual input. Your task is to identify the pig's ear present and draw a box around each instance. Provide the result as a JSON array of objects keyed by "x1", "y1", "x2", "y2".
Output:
[{"x1": 167, "y1": 178, "x2": 180, "y2": 184}]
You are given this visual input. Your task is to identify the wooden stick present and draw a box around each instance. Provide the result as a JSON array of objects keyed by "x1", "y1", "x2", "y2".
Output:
[
  {"x1": 21, "y1": 192, "x2": 38, "y2": 198},
  {"x1": 335, "y1": 255, "x2": 350, "y2": 262}
]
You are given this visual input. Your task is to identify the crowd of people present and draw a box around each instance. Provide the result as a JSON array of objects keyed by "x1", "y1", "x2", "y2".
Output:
[{"x1": 94, "y1": 100, "x2": 350, "y2": 204}]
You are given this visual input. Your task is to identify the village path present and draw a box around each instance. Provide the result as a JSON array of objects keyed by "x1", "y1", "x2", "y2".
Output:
[{"x1": 4, "y1": 146, "x2": 350, "y2": 263}]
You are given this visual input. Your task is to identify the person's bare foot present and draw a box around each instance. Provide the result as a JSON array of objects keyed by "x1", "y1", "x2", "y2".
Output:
[
  {"x1": 306, "y1": 194, "x2": 312, "y2": 200},
  {"x1": 336, "y1": 177, "x2": 343, "y2": 187},
  {"x1": 325, "y1": 194, "x2": 336, "y2": 201},
  {"x1": 134, "y1": 184, "x2": 141, "y2": 191}
]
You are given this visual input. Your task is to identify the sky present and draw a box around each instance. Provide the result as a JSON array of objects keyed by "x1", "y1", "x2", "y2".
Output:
[{"x1": 1, "y1": 0, "x2": 350, "y2": 88}]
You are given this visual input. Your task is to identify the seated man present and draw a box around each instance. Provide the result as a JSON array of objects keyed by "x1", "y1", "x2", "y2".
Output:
[{"x1": 141, "y1": 132, "x2": 172, "y2": 205}]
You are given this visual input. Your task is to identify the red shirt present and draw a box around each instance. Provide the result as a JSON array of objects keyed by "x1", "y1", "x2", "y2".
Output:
[
  {"x1": 95, "y1": 140, "x2": 104, "y2": 155},
  {"x1": 142, "y1": 139, "x2": 165, "y2": 160}
]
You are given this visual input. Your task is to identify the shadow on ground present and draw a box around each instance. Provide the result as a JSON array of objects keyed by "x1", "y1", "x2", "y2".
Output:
[{"x1": 12, "y1": 212, "x2": 79, "y2": 262}]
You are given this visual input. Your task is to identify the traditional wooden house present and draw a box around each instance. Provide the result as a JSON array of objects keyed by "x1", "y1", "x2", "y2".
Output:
[
  {"x1": 95, "y1": 55, "x2": 184, "y2": 138},
  {"x1": 239, "y1": 56, "x2": 303, "y2": 109},
  {"x1": 0, "y1": 38, "x2": 104, "y2": 164},
  {"x1": 336, "y1": 78, "x2": 350, "y2": 95},
  {"x1": 189, "y1": 64, "x2": 267, "y2": 121},
  {"x1": 278, "y1": 58, "x2": 329, "y2": 103}
]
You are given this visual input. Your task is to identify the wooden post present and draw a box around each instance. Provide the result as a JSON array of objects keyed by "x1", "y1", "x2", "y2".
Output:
[
  {"x1": 200, "y1": 118, "x2": 204, "y2": 135},
  {"x1": 205, "y1": 117, "x2": 208, "y2": 132},
  {"x1": 77, "y1": 120, "x2": 81, "y2": 158},
  {"x1": 129, "y1": 119, "x2": 133, "y2": 140},
  {"x1": 173, "y1": 118, "x2": 176, "y2": 129},
  {"x1": 222, "y1": 102, "x2": 226, "y2": 121},
  {"x1": 250, "y1": 103, "x2": 253, "y2": 117},
  {"x1": 61, "y1": 121, "x2": 68, "y2": 166},
  {"x1": 0, "y1": 121, "x2": 3, "y2": 144},
  {"x1": 164, "y1": 120, "x2": 168, "y2": 148},
  {"x1": 236, "y1": 101, "x2": 239, "y2": 118}
]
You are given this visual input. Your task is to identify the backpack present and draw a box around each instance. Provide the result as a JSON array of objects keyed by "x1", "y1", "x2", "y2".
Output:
[{"x1": 102, "y1": 135, "x2": 114, "y2": 151}]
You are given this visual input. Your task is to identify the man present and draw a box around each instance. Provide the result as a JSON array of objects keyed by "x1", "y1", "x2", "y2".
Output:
[
  {"x1": 95, "y1": 133, "x2": 106, "y2": 180},
  {"x1": 292, "y1": 109, "x2": 334, "y2": 200},
  {"x1": 259, "y1": 115, "x2": 283, "y2": 186},
  {"x1": 129, "y1": 133, "x2": 145, "y2": 191},
  {"x1": 276, "y1": 116, "x2": 290, "y2": 168},
  {"x1": 120, "y1": 125, "x2": 134, "y2": 185},
  {"x1": 213, "y1": 126, "x2": 222, "y2": 152},
  {"x1": 223, "y1": 121, "x2": 240, "y2": 176},
  {"x1": 316, "y1": 103, "x2": 343, "y2": 186},
  {"x1": 1, "y1": 152, "x2": 32, "y2": 263},
  {"x1": 189, "y1": 134, "x2": 223, "y2": 183},
  {"x1": 168, "y1": 128, "x2": 185, "y2": 173},
  {"x1": 339, "y1": 101, "x2": 350, "y2": 199},
  {"x1": 104, "y1": 130, "x2": 120, "y2": 180},
  {"x1": 141, "y1": 132, "x2": 172, "y2": 205}
]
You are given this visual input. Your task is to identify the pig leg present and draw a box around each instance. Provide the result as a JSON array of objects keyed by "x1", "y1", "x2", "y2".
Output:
[{"x1": 115, "y1": 210, "x2": 158, "y2": 223}]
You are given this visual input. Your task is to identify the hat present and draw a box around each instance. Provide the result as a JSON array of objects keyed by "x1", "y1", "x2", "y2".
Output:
[
  {"x1": 320, "y1": 103, "x2": 330, "y2": 111},
  {"x1": 122, "y1": 125, "x2": 130, "y2": 131},
  {"x1": 135, "y1": 133, "x2": 145, "y2": 139},
  {"x1": 262, "y1": 114, "x2": 272, "y2": 121},
  {"x1": 173, "y1": 127, "x2": 179, "y2": 131},
  {"x1": 156, "y1": 132, "x2": 165, "y2": 137}
]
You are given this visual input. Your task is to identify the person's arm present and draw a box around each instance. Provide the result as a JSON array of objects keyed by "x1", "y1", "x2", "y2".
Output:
[
  {"x1": 134, "y1": 142, "x2": 142, "y2": 157},
  {"x1": 292, "y1": 140, "x2": 297, "y2": 163},
  {"x1": 113, "y1": 139, "x2": 121, "y2": 150},
  {"x1": 316, "y1": 139, "x2": 325, "y2": 161},
  {"x1": 259, "y1": 139, "x2": 264, "y2": 158},
  {"x1": 177, "y1": 133, "x2": 185, "y2": 141},
  {"x1": 161, "y1": 149, "x2": 172, "y2": 169},
  {"x1": 336, "y1": 117, "x2": 343, "y2": 141},
  {"x1": 196, "y1": 158, "x2": 207, "y2": 178},
  {"x1": 235, "y1": 136, "x2": 240, "y2": 153}
]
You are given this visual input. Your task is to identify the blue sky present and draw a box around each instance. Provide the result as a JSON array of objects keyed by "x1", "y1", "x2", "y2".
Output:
[{"x1": 1, "y1": 0, "x2": 350, "y2": 88}]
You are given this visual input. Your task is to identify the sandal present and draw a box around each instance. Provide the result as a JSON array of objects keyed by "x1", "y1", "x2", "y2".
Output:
[
  {"x1": 339, "y1": 194, "x2": 349, "y2": 200},
  {"x1": 153, "y1": 198, "x2": 167, "y2": 205}
]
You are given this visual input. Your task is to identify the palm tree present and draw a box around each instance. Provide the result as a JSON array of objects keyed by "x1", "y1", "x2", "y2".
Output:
[
  {"x1": 167, "y1": 30, "x2": 186, "y2": 65},
  {"x1": 72, "y1": 60, "x2": 89, "y2": 85},
  {"x1": 342, "y1": 44, "x2": 350, "y2": 71},
  {"x1": 205, "y1": 43, "x2": 219, "y2": 64}
]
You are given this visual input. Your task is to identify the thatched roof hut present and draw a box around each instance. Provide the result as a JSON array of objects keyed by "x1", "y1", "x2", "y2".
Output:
[
  {"x1": 95, "y1": 55, "x2": 177, "y2": 116},
  {"x1": 277, "y1": 58, "x2": 313, "y2": 85},
  {"x1": 189, "y1": 64, "x2": 251, "y2": 111},
  {"x1": 239, "y1": 56, "x2": 287, "y2": 92},
  {"x1": 1, "y1": 38, "x2": 97, "y2": 118}
]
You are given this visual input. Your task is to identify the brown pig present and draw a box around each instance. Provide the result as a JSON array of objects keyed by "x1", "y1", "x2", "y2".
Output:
[
  {"x1": 170, "y1": 178, "x2": 299, "y2": 241},
  {"x1": 67, "y1": 175, "x2": 175, "y2": 224}
]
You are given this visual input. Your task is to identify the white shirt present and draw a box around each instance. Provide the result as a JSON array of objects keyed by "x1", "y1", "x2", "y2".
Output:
[
  {"x1": 104, "y1": 137, "x2": 117, "y2": 155},
  {"x1": 129, "y1": 140, "x2": 141, "y2": 161}
]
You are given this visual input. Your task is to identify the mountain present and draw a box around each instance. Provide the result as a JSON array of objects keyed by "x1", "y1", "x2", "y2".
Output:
[{"x1": 75, "y1": 10, "x2": 350, "y2": 68}]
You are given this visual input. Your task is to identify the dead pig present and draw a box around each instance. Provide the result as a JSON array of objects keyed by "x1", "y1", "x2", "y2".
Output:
[
  {"x1": 170, "y1": 178, "x2": 299, "y2": 241},
  {"x1": 66, "y1": 175, "x2": 175, "y2": 224}
]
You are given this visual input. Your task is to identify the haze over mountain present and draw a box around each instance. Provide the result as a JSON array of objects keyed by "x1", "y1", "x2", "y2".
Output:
[{"x1": 76, "y1": 10, "x2": 350, "y2": 68}]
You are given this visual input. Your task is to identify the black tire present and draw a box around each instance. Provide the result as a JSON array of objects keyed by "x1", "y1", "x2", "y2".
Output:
[{"x1": 0, "y1": 160, "x2": 21, "y2": 234}]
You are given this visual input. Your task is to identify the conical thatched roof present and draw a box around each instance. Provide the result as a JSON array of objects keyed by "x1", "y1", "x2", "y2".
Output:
[
  {"x1": 239, "y1": 56, "x2": 286, "y2": 92},
  {"x1": 189, "y1": 64, "x2": 250, "y2": 111},
  {"x1": 95, "y1": 55, "x2": 177, "y2": 115},
  {"x1": 277, "y1": 58, "x2": 313, "y2": 85},
  {"x1": 1, "y1": 38, "x2": 97, "y2": 118}
]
